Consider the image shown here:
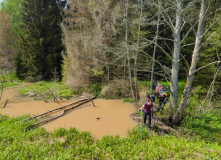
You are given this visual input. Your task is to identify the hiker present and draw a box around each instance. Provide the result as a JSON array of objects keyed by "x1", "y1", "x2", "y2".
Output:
[
  {"x1": 140, "y1": 95, "x2": 154, "y2": 129},
  {"x1": 157, "y1": 87, "x2": 167, "y2": 110},
  {"x1": 152, "y1": 80, "x2": 156, "y2": 90},
  {"x1": 155, "y1": 80, "x2": 161, "y2": 90},
  {"x1": 150, "y1": 95, "x2": 155, "y2": 105}
]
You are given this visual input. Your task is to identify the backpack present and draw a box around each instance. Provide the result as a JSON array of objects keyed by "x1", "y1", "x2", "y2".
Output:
[
  {"x1": 160, "y1": 92, "x2": 167, "y2": 97},
  {"x1": 150, "y1": 95, "x2": 155, "y2": 102}
]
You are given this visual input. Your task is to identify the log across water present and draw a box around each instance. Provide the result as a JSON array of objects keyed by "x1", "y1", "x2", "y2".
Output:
[{"x1": 30, "y1": 97, "x2": 96, "y2": 127}]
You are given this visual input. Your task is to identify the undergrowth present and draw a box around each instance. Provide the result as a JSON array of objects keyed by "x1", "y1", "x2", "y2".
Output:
[
  {"x1": 181, "y1": 108, "x2": 221, "y2": 144},
  {"x1": 18, "y1": 81, "x2": 75, "y2": 99},
  {"x1": 0, "y1": 73, "x2": 22, "y2": 89},
  {"x1": 0, "y1": 115, "x2": 220, "y2": 159}
]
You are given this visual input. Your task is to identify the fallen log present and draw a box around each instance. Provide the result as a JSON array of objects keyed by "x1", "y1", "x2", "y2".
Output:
[
  {"x1": 29, "y1": 97, "x2": 92, "y2": 120},
  {"x1": 33, "y1": 97, "x2": 96, "y2": 127},
  {"x1": 63, "y1": 97, "x2": 96, "y2": 114}
]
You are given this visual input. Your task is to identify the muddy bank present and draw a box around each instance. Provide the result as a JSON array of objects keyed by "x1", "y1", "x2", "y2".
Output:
[
  {"x1": 0, "y1": 87, "x2": 138, "y2": 139},
  {"x1": 0, "y1": 88, "x2": 78, "y2": 117}
]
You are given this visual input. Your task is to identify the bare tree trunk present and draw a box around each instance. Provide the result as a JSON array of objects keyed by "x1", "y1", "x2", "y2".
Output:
[
  {"x1": 150, "y1": 14, "x2": 160, "y2": 90},
  {"x1": 108, "y1": 57, "x2": 110, "y2": 84},
  {"x1": 170, "y1": 0, "x2": 183, "y2": 109},
  {"x1": 134, "y1": 0, "x2": 143, "y2": 100},
  {"x1": 126, "y1": 0, "x2": 135, "y2": 99},
  {"x1": 174, "y1": 0, "x2": 207, "y2": 123}
]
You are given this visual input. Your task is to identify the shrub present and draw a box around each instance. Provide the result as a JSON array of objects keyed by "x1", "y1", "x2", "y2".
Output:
[
  {"x1": 18, "y1": 81, "x2": 75, "y2": 99},
  {"x1": 100, "y1": 79, "x2": 131, "y2": 98},
  {"x1": 90, "y1": 82, "x2": 102, "y2": 95}
]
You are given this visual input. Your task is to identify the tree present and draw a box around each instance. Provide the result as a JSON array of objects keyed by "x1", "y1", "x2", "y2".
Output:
[
  {"x1": 16, "y1": 0, "x2": 63, "y2": 80},
  {"x1": 62, "y1": 0, "x2": 129, "y2": 90},
  {"x1": 0, "y1": 10, "x2": 15, "y2": 69},
  {"x1": 0, "y1": 0, "x2": 24, "y2": 38},
  {"x1": 173, "y1": 0, "x2": 208, "y2": 122},
  {"x1": 125, "y1": 0, "x2": 135, "y2": 99}
]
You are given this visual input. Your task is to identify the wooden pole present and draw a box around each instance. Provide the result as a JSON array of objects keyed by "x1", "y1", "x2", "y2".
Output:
[{"x1": 91, "y1": 99, "x2": 95, "y2": 107}]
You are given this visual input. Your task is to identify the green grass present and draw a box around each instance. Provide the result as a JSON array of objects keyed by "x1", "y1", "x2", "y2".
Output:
[
  {"x1": 181, "y1": 108, "x2": 221, "y2": 144},
  {"x1": 0, "y1": 115, "x2": 220, "y2": 159},
  {"x1": 18, "y1": 81, "x2": 75, "y2": 99},
  {"x1": 123, "y1": 98, "x2": 134, "y2": 102},
  {"x1": 0, "y1": 73, "x2": 22, "y2": 89}
]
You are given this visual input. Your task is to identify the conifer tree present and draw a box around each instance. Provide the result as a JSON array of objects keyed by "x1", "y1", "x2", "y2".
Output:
[{"x1": 16, "y1": 0, "x2": 63, "y2": 80}]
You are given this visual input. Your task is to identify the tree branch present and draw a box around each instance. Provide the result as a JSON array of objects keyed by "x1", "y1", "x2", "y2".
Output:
[
  {"x1": 194, "y1": 61, "x2": 221, "y2": 73},
  {"x1": 141, "y1": 37, "x2": 173, "y2": 61}
]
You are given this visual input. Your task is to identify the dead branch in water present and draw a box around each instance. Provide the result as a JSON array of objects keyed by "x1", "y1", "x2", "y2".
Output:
[{"x1": 1, "y1": 99, "x2": 8, "y2": 108}]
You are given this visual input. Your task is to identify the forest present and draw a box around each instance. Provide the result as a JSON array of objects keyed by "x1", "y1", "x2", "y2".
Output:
[{"x1": 0, "y1": 0, "x2": 221, "y2": 159}]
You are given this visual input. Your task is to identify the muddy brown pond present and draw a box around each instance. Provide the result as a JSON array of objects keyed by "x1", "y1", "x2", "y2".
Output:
[{"x1": 0, "y1": 88, "x2": 138, "y2": 139}]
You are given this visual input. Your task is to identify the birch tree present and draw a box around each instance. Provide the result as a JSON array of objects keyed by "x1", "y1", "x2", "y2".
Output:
[
  {"x1": 174, "y1": 0, "x2": 213, "y2": 122},
  {"x1": 150, "y1": 14, "x2": 160, "y2": 90},
  {"x1": 170, "y1": 0, "x2": 183, "y2": 109},
  {"x1": 125, "y1": 0, "x2": 135, "y2": 99},
  {"x1": 134, "y1": 0, "x2": 143, "y2": 100}
]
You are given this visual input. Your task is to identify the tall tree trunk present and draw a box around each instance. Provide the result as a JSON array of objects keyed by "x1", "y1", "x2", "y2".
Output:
[
  {"x1": 134, "y1": 0, "x2": 143, "y2": 100},
  {"x1": 150, "y1": 14, "x2": 160, "y2": 90},
  {"x1": 170, "y1": 0, "x2": 183, "y2": 109},
  {"x1": 174, "y1": 0, "x2": 207, "y2": 123},
  {"x1": 126, "y1": 0, "x2": 135, "y2": 99}
]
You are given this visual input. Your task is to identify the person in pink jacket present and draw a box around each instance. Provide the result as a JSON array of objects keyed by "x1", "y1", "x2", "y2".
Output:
[{"x1": 140, "y1": 95, "x2": 155, "y2": 129}]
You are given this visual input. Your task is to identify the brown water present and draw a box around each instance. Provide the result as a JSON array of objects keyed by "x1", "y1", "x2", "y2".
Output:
[
  {"x1": 0, "y1": 88, "x2": 138, "y2": 139},
  {"x1": 0, "y1": 88, "x2": 73, "y2": 117}
]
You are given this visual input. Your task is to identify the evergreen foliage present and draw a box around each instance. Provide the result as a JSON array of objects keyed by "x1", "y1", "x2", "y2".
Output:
[{"x1": 16, "y1": 0, "x2": 63, "y2": 81}]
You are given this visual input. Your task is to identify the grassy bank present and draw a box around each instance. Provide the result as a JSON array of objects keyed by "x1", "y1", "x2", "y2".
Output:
[
  {"x1": 0, "y1": 73, "x2": 22, "y2": 89},
  {"x1": 18, "y1": 81, "x2": 75, "y2": 100},
  {"x1": 180, "y1": 108, "x2": 221, "y2": 144},
  {"x1": 0, "y1": 115, "x2": 220, "y2": 159}
]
